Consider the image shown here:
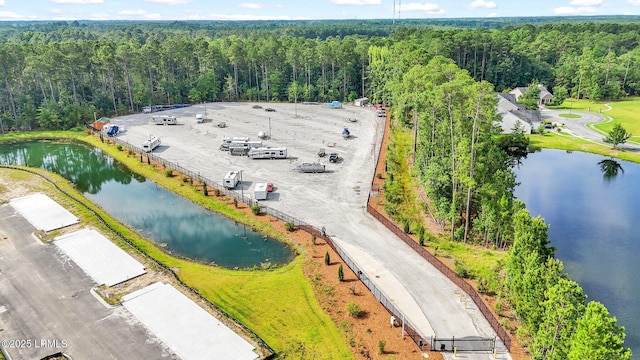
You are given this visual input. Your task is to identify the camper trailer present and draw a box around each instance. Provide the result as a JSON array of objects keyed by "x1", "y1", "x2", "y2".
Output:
[
  {"x1": 254, "y1": 183, "x2": 268, "y2": 200},
  {"x1": 220, "y1": 137, "x2": 250, "y2": 150},
  {"x1": 142, "y1": 136, "x2": 161, "y2": 152},
  {"x1": 223, "y1": 171, "x2": 240, "y2": 189},
  {"x1": 195, "y1": 113, "x2": 204, "y2": 123},
  {"x1": 228, "y1": 140, "x2": 263, "y2": 152},
  {"x1": 151, "y1": 115, "x2": 177, "y2": 125},
  {"x1": 248, "y1": 147, "x2": 287, "y2": 159}
]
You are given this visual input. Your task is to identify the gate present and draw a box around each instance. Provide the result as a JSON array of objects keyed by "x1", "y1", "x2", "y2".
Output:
[{"x1": 431, "y1": 336, "x2": 496, "y2": 352}]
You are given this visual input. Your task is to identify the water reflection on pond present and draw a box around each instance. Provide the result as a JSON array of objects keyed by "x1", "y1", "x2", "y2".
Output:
[
  {"x1": 515, "y1": 149, "x2": 639, "y2": 356},
  {"x1": 0, "y1": 140, "x2": 294, "y2": 268}
]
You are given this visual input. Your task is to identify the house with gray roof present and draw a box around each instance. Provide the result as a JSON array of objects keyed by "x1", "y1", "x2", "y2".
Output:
[
  {"x1": 509, "y1": 84, "x2": 553, "y2": 106},
  {"x1": 496, "y1": 93, "x2": 540, "y2": 134}
]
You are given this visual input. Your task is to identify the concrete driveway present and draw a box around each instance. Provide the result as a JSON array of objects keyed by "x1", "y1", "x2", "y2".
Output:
[{"x1": 111, "y1": 102, "x2": 512, "y2": 360}]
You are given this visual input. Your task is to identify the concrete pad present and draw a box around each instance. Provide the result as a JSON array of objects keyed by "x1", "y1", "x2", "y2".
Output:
[
  {"x1": 122, "y1": 282, "x2": 258, "y2": 360},
  {"x1": 54, "y1": 228, "x2": 146, "y2": 287},
  {"x1": 9, "y1": 193, "x2": 79, "y2": 231}
]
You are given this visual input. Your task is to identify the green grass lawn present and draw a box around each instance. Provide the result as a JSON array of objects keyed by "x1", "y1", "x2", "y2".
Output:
[
  {"x1": 550, "y1": 97, "x2": 640, "y2": 137},
  {"x1": 528, "y1": 131, "x2": 640, "y2": 164},
  {"x1": 0, "y1": 130, "x2": 353, "y2": 359},
  {"x1": 558, "y1": 113, "x2": 582, "y2": 119}
]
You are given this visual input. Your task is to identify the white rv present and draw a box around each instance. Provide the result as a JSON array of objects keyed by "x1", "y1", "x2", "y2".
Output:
[
  {"x1": 142, "y1": 136, "x2": 161, "y2": 152},
  {"x1": 248, "y1": 147, "x2": 287, "y2": 159},
  {"x1": 195, "y1": 113, "x2": 204, "y2": 123},
  {"x1": 220, "y1": 137, "x2": 250, "y2": 150},
  {"x1": 151, "y1": 115, "x2": 177, "y2": 125},
  {"x1": 228, "y1": 140, "x2": 263, "y2": 152},
  {"x1": 223, "y1": 171, "x2": 240, "y2": 189},
  {"x1": 254, "y1": 182, "x2": 268, "y2": 200}
]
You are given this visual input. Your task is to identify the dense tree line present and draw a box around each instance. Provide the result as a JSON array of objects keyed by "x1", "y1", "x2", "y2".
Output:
[
  {"x1": 1, "y1": 20, "x2": 640, "y2": 132},
  {"x1": 505, "y1": 209, "x2": 631, "y2": 359}
]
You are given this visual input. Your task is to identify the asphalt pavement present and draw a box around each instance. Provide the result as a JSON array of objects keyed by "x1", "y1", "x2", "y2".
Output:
[{"x1": 0, "y1": 204, "x2": 177, "y2": 360}]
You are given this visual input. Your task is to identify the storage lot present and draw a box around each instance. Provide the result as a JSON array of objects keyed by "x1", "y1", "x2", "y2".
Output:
[{"x1": 111, "y1": 102, "x2": 512, "y2": 359}]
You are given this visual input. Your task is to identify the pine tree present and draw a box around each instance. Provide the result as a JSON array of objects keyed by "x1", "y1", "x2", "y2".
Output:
[{"x1": 568, "y1": 302, "x2": 632, "y2": 360}]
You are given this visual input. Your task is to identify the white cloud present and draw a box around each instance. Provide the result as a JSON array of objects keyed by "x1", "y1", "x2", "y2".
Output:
[
  {"x1": 401, "y1": 2, "x2": 445, "y2": 14},
  {"x1": 570, "y1": 0, "x2": 602, "y2": 5},
  {"x1": 469, "y1": 0, "x2": 496, "y2": 9},
  {"x1": 143, "y1": 0, "x2": 191, "y2": 5},
  {"x1": 238, "y1": 3, "x2": 262, "y2": 9},
  {"x1": 628, "y1": 0, "x2": 640, "y2": 6},
  {"x1": 50, "y1": 0, "x2": 103, "y2": 4},
  {"x1": 487, "y1": 12, "x2": 497, "y2": 17},
  {"x1": 330, "y1": 0, "x2": 381, "y2": 5},
  {"x1": 554, "y1": 6, "x2": 597, "y2": 14},
  {"x1": 0, "y1": 0, "x2": 5, "y2": 6},
  {"x1": 0, "y1": 11, "x2": 22, "y2": 19}
]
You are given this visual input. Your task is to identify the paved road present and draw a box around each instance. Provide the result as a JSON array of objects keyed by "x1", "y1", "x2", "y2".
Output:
[
  {"x1": 0, "y1": 205, "x2": 177, "y2": 360},
  {"x1": 112, "y1": 103, "x2": 512, "y2": 360},
  {"x1": 541, "y1": 107, "x2": 640, "y2": 152}
]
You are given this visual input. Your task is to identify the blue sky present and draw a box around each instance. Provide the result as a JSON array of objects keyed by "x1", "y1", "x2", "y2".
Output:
[{"x1": 1, "y1": 0, "x2": 639, "y2": 21}]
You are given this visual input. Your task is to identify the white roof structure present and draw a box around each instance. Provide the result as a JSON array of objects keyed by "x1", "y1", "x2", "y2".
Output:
[
  {"x1": 122, "y1": 282, "x2": 259, "y2": 360},
  {"x1": 9, "y1": 193, "x2": 79, "y2": 231},
  {"x1": 54, "y1": 228, "x2": 146, "y2": 287}
]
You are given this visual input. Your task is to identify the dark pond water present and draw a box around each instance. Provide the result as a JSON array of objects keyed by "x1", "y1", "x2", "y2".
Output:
[
  {"x1": 0, "y1": 140, "x2": 294, "y2": 268},
  {"x1": 514, "y1": 149, "x2": 639, "y2": 356}
]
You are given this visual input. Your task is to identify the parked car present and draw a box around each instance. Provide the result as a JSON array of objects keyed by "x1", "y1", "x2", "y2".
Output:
[
  {"x1": 252, "y1": 105, "x2": 262, "y2": 109},
  {"x1": 265, "y1": 108, "x2": 276, "y2": 112},
  {"x1": 266, "y1": 182, "x2": 274, "y2": 192}
]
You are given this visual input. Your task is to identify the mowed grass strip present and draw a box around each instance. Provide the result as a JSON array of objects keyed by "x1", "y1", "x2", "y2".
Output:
[
  {"x1": 0, "y1": 130, "x2": 353, "y2": 359},
  {"x1": 528, "y1": 131, "x2": 640, "y2": 163}
]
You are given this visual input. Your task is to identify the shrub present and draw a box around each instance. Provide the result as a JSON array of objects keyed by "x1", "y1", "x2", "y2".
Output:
[
  {"x1": 454, "y1": 261, "x2": 469, "y2": 278},
  {"x1": 203, "y1": 183, "x2": 208, "y2": 196},
  {"x1": 477, "y1": 277, "x2": 488, "y2": 294},
  {"x1": 349, "y1": 283, "x2": 356, "y2": 295},
  {"x1": 403, "y1": 221, "x2": 410, "y2": 234},
  {"x1": 116, "y1": 144, "x2": 123, "y2": 151},
  {"x1": 284, "y1": 222, "x2": 295, "y2": 232},
  {"x1": 324, "y1": 251, "x2": 331, "y2": 266},
  {"x1": 378, "y1": 340, "x2": 386, "y2": 354},
  {"x1": 338, "y1": 264, "x2": 344, "y2": 281},
  {"x1": 419, "y1": 231, "x2": 425, "y2": 246},
  {"x1": 164, "y1": 169, "x2": 173, "y2": 177},
  {"x1": 346, "y1": 301, "x2": 362, "y2": 318},
  {"x1": 182, "y1": 175, "x2": 190, "y2": 183},
  {"x1": 376, "y1": 173, "x2": 383, "y2": 179},
  {"x1": 494, "y1": 300, "x2": 503, "y2": 315},
  {"x1": 212, "y1": 188, "x2": 220, "y2": 196},
  {"x1": 251, "y1": 205, "x2": 261, "y2": 215},
  {"x1": 233, "y1": 198, "x2": 238, "y2": 208},
  {"x1": 311, "y1": 233, "x2": 316, "y2": 245}
]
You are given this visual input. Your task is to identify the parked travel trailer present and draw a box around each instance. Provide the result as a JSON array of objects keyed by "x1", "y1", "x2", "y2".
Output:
[
  {"x1": 195, "y1": 113, "x2": 204, "y2": 123},
  {"x1": 223, "y1": 171, "x2": 240, "y2": 189},
  {"x1": 248, "y1": 147, "x2": 287, "y2": 159},
  {"x1": 142, "y1": 136, "x2": 161, "y2": 152},
  {"x1": 220, "y1": 137, "x2": 250, "y2": 150},
  {"x1": 296, "y1": 162, "x2": 325, "y2": 173},
  {"x1": 254, "y1": 182, "x2": 268, "y2": 200},
  {"x1": 151, "y1": 115, "x2": 177, "y2": 125},
  {"x1": 228, "y1": 140, "x2": 263, "y2": 152}
]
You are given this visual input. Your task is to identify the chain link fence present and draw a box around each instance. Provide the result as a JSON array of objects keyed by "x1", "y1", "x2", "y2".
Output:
[{"x1": 89, "y1": 126, "x2": 433, "y2": 351}]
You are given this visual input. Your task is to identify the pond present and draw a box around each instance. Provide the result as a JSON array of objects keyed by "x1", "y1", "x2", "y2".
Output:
[
  {"x1": 0, "y1": 140, "x2": 294, "y2": 268},
  {"x1": 515, "y1": 149, "x2": 639, "y2": 356}
]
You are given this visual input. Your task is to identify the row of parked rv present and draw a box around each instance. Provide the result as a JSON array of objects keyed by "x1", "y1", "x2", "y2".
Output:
[{"x1": 219, "y1": 137, "x2": 288, "y2": 159}]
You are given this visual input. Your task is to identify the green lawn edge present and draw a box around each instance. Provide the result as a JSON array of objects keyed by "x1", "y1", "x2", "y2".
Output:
[{"x1": 0, "y1": 130, "x2": 353, "y2": 359}]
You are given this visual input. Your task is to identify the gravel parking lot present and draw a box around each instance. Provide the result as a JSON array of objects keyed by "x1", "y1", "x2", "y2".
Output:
[{"x1": 111, "y1": 102, "x2": 512, "y2": 360}]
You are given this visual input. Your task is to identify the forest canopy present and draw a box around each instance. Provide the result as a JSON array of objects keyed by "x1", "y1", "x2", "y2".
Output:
[{"x1": 1, "y1": 18, "x2": 640, "y2": 131}]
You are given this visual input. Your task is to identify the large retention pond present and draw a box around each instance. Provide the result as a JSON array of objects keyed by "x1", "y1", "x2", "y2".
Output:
[
  {"x1": 0, "y1": 140, "x2": 294, "y2": 268},
  {"x1": 515, "y1": 149, "x2": 639, "y2": 356}
]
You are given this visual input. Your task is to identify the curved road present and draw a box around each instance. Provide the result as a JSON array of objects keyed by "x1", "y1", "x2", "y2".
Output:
[{"x1": 541, "y1": 107, "x2": 640, "y2": 152}]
